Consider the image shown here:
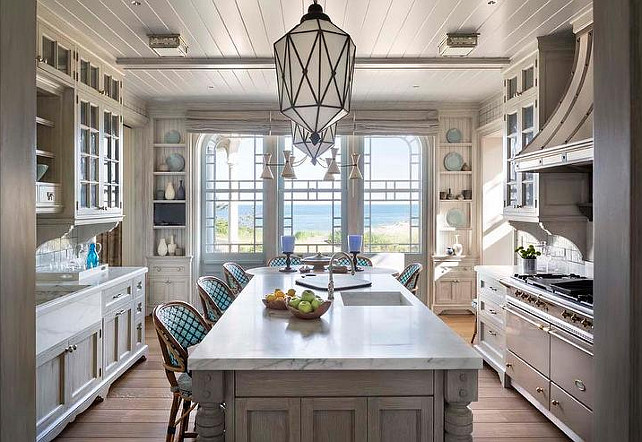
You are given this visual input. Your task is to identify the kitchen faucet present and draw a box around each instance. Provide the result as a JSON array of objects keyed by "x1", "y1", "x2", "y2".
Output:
[{"x1": 327, "y1": 251, "x2": 355, "y2": 300}]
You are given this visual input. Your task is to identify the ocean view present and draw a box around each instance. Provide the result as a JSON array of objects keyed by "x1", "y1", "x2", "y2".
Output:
[{"x1": 216, "y1": 202, "x2": 419, "y2": 232}]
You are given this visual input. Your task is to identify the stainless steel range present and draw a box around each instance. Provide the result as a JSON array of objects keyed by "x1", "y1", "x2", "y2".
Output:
[{"x1": 504, "y1": 273, "x2": 594, "y2": 442}]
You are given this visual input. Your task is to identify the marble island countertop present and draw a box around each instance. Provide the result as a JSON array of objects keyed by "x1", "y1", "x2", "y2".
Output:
[{"x1": 189, "y1": 272, "x2": 482, "y2": 371}]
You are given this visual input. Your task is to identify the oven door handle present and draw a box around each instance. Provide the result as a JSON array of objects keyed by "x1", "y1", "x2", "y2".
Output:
[
  {"x1": 505, "y1": 304, "x2": 550, "y2": 331},
  {"x1": 549, "y1": 328, "x2": 593, "y2": 356}
]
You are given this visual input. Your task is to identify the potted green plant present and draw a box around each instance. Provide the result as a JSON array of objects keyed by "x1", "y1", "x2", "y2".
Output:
[{"x1": 515, "y1": 245, "x2": 541, "y2": 274}]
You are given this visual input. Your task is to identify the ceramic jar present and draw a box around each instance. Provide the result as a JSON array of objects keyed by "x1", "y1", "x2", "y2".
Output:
[
  {"x1": 452, "y1": 234, "x2": 463, "y2": 256},
  {"x1": 157, "y1": 238, "x2": 168, "y2": 256},
  {"x1": 165, "y1": 182, "x2": 175, "y2": 200},
  {"x1": 167, "y1": 235, "x2": 177, "y2": 256}
]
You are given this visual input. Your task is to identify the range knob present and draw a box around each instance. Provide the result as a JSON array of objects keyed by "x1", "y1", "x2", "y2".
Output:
[
  {"x1": 581, "y1": 318, "x2": 593, "y2": 328},
  {"x1": 561, "y1": 310, "x2": 572, "y2": 319},
  {"x1": 528, "y1": 296, "x2": 537, "y2": 304},
  {"x1": 535, "y1": 300, "x2": 547, "y2": 309},
  {"x1": 570, "y1": 314, "x2": 581, "y2": 323}
]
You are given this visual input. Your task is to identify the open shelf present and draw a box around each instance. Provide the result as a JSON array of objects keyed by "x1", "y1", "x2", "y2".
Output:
[
  {"x1": 153, "y1": 143, "x2": 186, "y2": 148},
  {"x1": 36, "y1": 116, "x2": 55, "y2": 127},
  {"x1": 439, "y1": 199, "x2": 473, "y2": 203},
  {"x1": 440, "y1": 171, "x2": 472, "y2": 175},
  {"x1": 36, "y1": 149, "x2": 56, "y2": 158},
  {"x1": 440, "y1": 142, "x2": 472, "y2": 147},
  {"x1": 153, "y1": 171, "x2": 186, "y2": 176},
  {"x1": 438, "y1": 227, "x2": 473, "y2": 231},
  {"x1": 153, "y1": 200, "x2": 186, "y2": 204},
  {"x1": 153, "y1": 225, "x2": 186, "y2": 230}
]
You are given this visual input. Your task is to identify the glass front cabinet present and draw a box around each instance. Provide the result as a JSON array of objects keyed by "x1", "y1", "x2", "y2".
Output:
[
  {"x1": 76, "y1": 93, "x2": 123, "y2": 219},
  {"x1": 36, "y1": 22, "x2": 75, "y2": 86}
]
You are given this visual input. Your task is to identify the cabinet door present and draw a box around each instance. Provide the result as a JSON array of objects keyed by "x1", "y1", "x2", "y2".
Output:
[
  {"x1": 301, "y1": 398, "x2": 367, "y2": 442},
  {"x1": 235, "y1": 398, "x2": 301, "y2": 442},
  {"x1": 452, "y1": 279, "x2": 474, "y2": 304},
  {"x1": 133, "y1": 318, "x2": 145, "y2": 352},
  {"x1": 101, "y1": 107, "x2": 123, "y2": 215},
  {"x1": 77, "y1": 95, "x2": 102, "y2": 216},
  {"x1": 101, "y1": 65, "x2": 123, "y2": 104},
  {"x1": 78, "y1": 49, "x2": 102, "y2": 94},
  {"x1": 36, "y1": 341, "x2": 69, "y2": 434},
  {"x1": 368, "y1": 397, "x2": 433, "y2": 442},
  {"x1": 36, "y1": 22, "x2": 75, "y2": 83},
  {"x1": 103, "y1": 306, "x2": 132, "y2": 377},
  {"x1": 170, "y1": 278, "x2": 191, "y2": 303},
  {"x1": 67, "y1": 322, "x2": 102, "y2": 404},
  {"x1": 149, "y1": 280, "x2": 169, "y2": 311},
  {"x1": 434, "y1": 281, "x2": 453, "y2": 304}
]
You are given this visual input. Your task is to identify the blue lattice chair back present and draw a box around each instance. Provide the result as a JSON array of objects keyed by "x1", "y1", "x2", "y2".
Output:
[
  {"x1": 153, "y1": 301, "x2": 211, "y2": 374},
  {"x1": 197, "y1": 276, "x2": 235, "y2": 325},
  {"x1": 223, "y1": 262, "x2": 251, "y2": 295},
  {"x1": 267, "y1": 255, "x2": 303, "y2": 267},
  {"x1": 335, "y1": 255, "x2": 373, "y2": 267},
  {"x1": 397, "y1": 263, "x2": 423, "y2": 295}
]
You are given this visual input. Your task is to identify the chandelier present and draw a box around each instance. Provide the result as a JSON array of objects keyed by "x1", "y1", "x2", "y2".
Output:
[
  {"x1": 273, "y1": 1, "x2": 356, "y2": 145},
  {"x1": 260, "y1": 147, "x2": 361, "y2": 182},
  {"x1": 291, "y1": 122, "x2": 335, "y2": 165}
]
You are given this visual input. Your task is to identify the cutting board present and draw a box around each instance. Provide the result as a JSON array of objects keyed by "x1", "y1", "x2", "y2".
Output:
[{"x1": 295, "y1": 274, "x2": 372, "y2": 291}]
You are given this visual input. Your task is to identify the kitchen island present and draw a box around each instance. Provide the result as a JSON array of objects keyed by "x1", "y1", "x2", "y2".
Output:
[{"x1": 189, "y1": 272, "x2": 482, "y2": 441}]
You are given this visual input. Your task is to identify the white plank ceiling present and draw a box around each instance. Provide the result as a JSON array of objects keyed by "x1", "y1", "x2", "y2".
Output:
[{"x1": 38, "y1": 0, "x2": 592, "y2": 104}]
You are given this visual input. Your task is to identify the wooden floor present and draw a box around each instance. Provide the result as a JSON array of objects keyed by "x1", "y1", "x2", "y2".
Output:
[{"x1": 56, "y1": 314, "x2": 569, "y2": 441}]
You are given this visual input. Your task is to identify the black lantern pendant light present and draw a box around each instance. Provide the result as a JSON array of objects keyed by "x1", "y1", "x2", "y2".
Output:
[
  {"x1": 274, "y1": 1, "x2": 356, "y2": 145},
  {"x1": 291, "y1": 121, "x2": 336, "y2": 165}
]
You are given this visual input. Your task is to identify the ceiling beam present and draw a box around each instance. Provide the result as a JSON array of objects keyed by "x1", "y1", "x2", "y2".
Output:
[{"x1": 116, "y1": 57, "x2": 510, "y2": 71}]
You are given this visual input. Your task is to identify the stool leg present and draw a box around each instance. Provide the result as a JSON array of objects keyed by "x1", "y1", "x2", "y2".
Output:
[
  {"x1": 167, "y1": 394, "x2": 181, "y2": 442},
  {"x1": 178, "y1": 399, "x2": 192, "y2": 441}
]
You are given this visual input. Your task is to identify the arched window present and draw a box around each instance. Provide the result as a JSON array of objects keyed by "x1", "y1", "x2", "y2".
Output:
[
  {"x1": 363, "y1": 136, "x2": 422, "y2": 253},
  {"x1": 201, "y1": 135, "x2": 264, "y2": 255}
]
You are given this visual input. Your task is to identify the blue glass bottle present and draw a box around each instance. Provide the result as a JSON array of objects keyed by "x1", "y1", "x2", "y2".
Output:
[{"x1": 86, "y1": 243, "x2": 100, "y2": 269}]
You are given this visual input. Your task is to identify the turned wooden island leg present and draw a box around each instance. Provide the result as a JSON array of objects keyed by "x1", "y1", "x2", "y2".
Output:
[
  {"x1": 444, "y1": 369, "x2": 478, "y2": 441},
  {"x1": 192, "y1": 370, "x2": 225, "y2": 442}
]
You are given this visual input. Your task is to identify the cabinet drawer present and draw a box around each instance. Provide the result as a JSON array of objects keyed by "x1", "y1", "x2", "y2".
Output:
[
  {"x1": 434, "y1": 262, "x2": 474, "y2": 280},
  {"x1": 150, "y1": 264, "x2": 188, "y2": 276},
  {"x1": 36, "y1": 183, "x2": 61, "y2": 206},
  {"x1": 478, "y1": 275, "x2": 507, "y2": 304},
  {"x1": 102, "y1": 282, "x2": 132, "y2": 312},
  {"x1": 550, "y1": 327, "x2": 594, "y2": 410},
  {"x1": 479, "y1": 295, "x2": 505, "y2": 327},
  {"x1": 133, "y1": 297, "x2": 145, "y2": 322},
  {"x1": 506, "y1": 351, "x2": 550, "y2": 410},
  {"x1": 550, "y1": 383, "x2": 593, "y2": 442},
  {"x1": 478, "y1": 318, "x2": 505, "y2": 365},
  {"x1": 506, "y1": 304, "x2": 550, "y2": 376}
]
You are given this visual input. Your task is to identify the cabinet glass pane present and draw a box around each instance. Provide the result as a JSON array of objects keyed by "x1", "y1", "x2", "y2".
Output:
[
  {"x1": 509, "y1": 161, "x2": 517, "y2": 182},
  {"x1": 523, "y1": 106, "x2": 534, "y2": 129},
  {"x1": 112, "y1": 115, "x2": 119, "y2": 136},
  {"x1": 111, "y1": 79, "x2": 120, "y2": 100},
  {"x1": 90, "y1": 66, "x2": 99, "y2": 89},
  {"x1": 507, "y1": 113, "x2": 518, "y2": 135},
  {"x1": 522, "y1": 131, "x2": 534, "y2": 147},
  {"x1": 81, "y1": 184, "x2": 88, "y2": 208},
  {"x1": 42, "y1": 37, "x2": 55, "y2": 67},
  {"x1": 90, "y1": 106, "x2": 98, "y2": 129},
  {"x1": 113, "y1": 139, "x2": 119, "y2": 161},
  {"x1": 90, "y1": 184, "x2": 98, "y2": 207},
  {"x1": 522, "y1": 67, "x2": 534, "y2": 91},
  {"x1": 90, "y1": 132, "x2": 99, "y2": 155},
  {"x1": 90, "y1": 158, "x2": 99, "y2": 182},
  {"x1": 80, "y1": 60, "x2": 89, "y2": 85},
  {"x1": 104, "y1": 113, "x2": 111, "y2": 134},
  {"x1": 508, "y1": 136, "x2": 518, "y2": 158},
  {"x1": 103, "y1": 75, "x2": 112, "y2": 97},
  {"x1": 507, "y1": 77, "x2": 517, "y2": 99},
  {"x1": 507, "y1": 184, "x2": 518, "y2": 206},
  {"x1": 57, "y1": 46, "x2": 69, "y2": 74},
  {"x1": 80, "y1": 156, "x2": 88, "y2": 181},
  {"x1": 523, "y1": 182, "x2": 534, "y2": 207},
  {"x1": 80, "y1": 129, "x2": 89, "y2": 154},
  {"x1": 80, "y1": 102, "x2": 88, "y2": 126}
]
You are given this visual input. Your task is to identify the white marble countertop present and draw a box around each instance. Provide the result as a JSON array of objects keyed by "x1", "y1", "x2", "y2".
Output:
[
  {"x1": 36, "y1": 266, "x2": 148, "y2": 315},
  {"x1": 473, "y1": 265, "x2": 516, "y2": 281},
  {"x1": 189, "y1": 273, "x2": 482, "y2": 371},
  {"x1": 246, "y1": 266, "x2": 399, "y2": 276}
]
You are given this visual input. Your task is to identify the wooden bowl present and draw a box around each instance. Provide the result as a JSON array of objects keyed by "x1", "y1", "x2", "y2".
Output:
[
  {"x1": 262, "y1": 297, "x2": 288, "y2": 310},
  {"x1": 286, "y1": 298, "x2": 332, "y2": 320}
]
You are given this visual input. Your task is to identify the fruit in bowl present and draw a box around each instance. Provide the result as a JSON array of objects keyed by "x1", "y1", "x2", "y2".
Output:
[
  {"x1": 262, "y1": 288, "x2": 289, "y2": 310},
  {"x1": 286, "y1": 289, "x2": 332, "y2": 319}
]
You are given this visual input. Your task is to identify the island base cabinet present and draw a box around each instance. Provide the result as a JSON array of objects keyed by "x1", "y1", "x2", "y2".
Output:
[
  {"x1": 368, "y1": 397, "x2": 433, "y2": 442},
  {"x1": 302, "y1": 398, "x2": 368, "y2": 442},
  {"x1": 235, "y1": 398, "x2": 301, "y2": 442}
]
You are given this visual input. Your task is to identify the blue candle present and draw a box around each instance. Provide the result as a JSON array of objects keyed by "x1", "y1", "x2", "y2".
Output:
[
  {"x1": 348, "y1": 234, "x2": 362, "y2": 253},
  {"x1": 281, "y1": 235, "x2": 295, "y2": 253}
]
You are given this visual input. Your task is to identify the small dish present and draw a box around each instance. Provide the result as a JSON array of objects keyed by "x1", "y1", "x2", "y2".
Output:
[
  {"x1": 446, "y1": 208, "x2": 467, "y2": 228},
  {"x1": 166, "y1": 153, "x2": 185, "y2": 172},
  {"x1": 164, "y1": 130, "x2": 181, "y2": 144},
  {"x1": 444, "y1": 152, "x2": 464, "y2": 171},
  {"x1": 446, "y1": 128, "x2": 462, "y2": 143}
]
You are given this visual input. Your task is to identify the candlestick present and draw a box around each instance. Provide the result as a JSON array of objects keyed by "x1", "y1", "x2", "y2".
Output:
[
  {"x1": 348, "y1": 235, "x2": 362, "y2": 253},
  {"x1": 279, "y1": 235, "x2": 297, "y2": 273}
]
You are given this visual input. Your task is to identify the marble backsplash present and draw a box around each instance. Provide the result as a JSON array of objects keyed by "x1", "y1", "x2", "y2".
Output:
[
  {"x1": 36, "y1": 231, "x2": 91, "y2": 271},
  {"x1": 516, "y1": 229, "x2": 594, "y2": 277}
]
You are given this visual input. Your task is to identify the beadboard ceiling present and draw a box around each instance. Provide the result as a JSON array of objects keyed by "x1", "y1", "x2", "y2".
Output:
[{"x1": 37, "y1": 0, "x2": 592, "y2": 104}]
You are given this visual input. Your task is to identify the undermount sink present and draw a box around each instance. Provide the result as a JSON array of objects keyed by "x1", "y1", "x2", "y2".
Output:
[{"x1": 339, "y1": 291, "x2": 412, "y2": 307}]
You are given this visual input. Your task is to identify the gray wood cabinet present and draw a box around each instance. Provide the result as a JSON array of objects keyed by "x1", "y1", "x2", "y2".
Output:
[
  {"x1": 368, "y1": 397, "x2": 433, "y2": 442},
  {"x1": 67, "y1": 322, "x2": 102, "y2": 405},
  {"x1": 36, "y1": 340, "x2": 68, "y2": 435},
  {"x1": 235, "y1": 397, "x2": 301, "y2": 442},
  {"x1": 102, "y1": 304, "x2": 132, "y2": 378},
  {"x1": 147, "y1": 256, "x2": 192, "y2": 314},
  {"x1": 301, "y1": 398, "x2": 367, "y2": 442}
]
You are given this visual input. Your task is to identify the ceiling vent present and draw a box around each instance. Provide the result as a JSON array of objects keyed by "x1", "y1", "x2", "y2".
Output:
[
  {"x1": 148, "y1": 34, "x2": 188, "y2": 57},
  {"x1": 438, "y1": 33, "x2": 479, "y2": 57}
]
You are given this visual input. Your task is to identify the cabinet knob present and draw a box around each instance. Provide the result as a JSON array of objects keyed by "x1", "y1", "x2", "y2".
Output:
[
  {"x1": 137, "y1": 281, "x2": 143, "y2": 290},
  {"x1": 574, "y1": 379, "x2": 586, "y2": 392},
  {"x1": 488, "y1": 309, "x2": 497, "y2": 315},
  {"x1": 137, "y1": 323, "x2": 143, "y2": 331},
  {"x1": 536, "y1": 387, "x2": 544, "y2": 393},
  {"x1": 488, "y1": 330, "x2": 497, "y2": 336},
  {"x1": 46, "y1": 192, "x2": 54, "y2": 201},
  {"x1": 505, "y1": 363, "x2": 512, "y2": 368},
  {"x1": 115, "y1": 309, "x2": 126, "y2": 317},
  {"x1": 551, "y1": 400, "x2": 560, "y2": 406},
  {"x1": 72, "y1": 344, "x2": 77, "y2": 351}
]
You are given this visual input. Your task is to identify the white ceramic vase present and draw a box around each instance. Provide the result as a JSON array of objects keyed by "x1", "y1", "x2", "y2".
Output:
[
  {"x1": 452, "y1": 234, "x2": 463, "y2": 256},
  {"x1": 165, "y1": 182, "x2": 175, "y2": 200},
  {"x1": 157, "y1": 238, "x2": 168, "y2": 257},
  {"x1": 167, "y1": 235, "x2": 176, "y2": 256}
]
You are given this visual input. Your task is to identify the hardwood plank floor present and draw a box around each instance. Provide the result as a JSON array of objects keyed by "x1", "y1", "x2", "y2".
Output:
[{"x1": 56, "y1": 314, "x2": 569, "y2": 441}]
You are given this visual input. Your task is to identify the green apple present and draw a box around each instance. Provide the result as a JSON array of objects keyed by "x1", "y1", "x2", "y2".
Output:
[
  {"x1": 289, "y1": 297, "x2": 301, "y2": 308},
  {"x1": 301, "y1": 290, "x2": 316, "y2": 302},
  {"x1": 298, "y1": 300, "x2": 313, "y2": 313},
  {"x1": 311, "y1": 298, "x2": 323, "y2": 310}
]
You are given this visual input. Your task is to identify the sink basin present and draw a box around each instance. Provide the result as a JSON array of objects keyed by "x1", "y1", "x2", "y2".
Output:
[{"x1": 340, "y1": 291, "x2": 412, "y2": 306}]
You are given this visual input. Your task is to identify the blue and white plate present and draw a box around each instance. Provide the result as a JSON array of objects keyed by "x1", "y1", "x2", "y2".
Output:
[
  {"x1": 444, "y1": 152, "x2": 464, "y2": 171},
  {"x1": 446, "y1": 208, "x2": 467, "y2": 228},
  {"x1": 165, "y1": 153, "x2": 185, "y2": 172},
  {"x1": 164, "y1": 130, "x2": 182, "y2": 144},
  {"x1": 446, "y1": 128, "x2": 462, "y2": 143}
]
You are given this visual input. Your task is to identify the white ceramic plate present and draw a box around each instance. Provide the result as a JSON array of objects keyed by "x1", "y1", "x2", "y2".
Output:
[
  {"x1": 444, "y1": 152, "x2": 464, "y2": 171},
  {"x1": 446, "y1": 208, "x2": 467, "y2": 228}
]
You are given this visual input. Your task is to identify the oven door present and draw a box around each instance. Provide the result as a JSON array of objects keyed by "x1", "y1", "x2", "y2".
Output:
[
  {"x1": 550, "y1": 326, "x2": 594, "y2": 410},
  {"x1": 505, "y1": 302, "x2": 551, "y2": 376}
]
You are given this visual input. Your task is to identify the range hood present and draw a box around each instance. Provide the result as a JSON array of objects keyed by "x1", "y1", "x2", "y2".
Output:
[{"x1": 514, "y1": 23, "x2": 593, "y2": 173}]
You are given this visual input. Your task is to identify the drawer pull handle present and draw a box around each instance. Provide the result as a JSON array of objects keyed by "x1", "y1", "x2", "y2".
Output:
[
  {"x1": 574, "y1": 379, "x2": 586, "y2": 391},
  {"x1": 112, "y1": 293, "x2": 125, "y2": 300},
  {"x1": 115, "y1": 309, "x2": 126, "y2": 317},
  {"x1": 137, "y1": 303, "x2": 143, "y2": 312},
  {"x1": 488, "y1": 330, "x2": 497, "y2": 336},
  {"x1": 490, "y1": 287, "x2": 497, "y2": 292},
  {"x1": 505, "y1": 363, "x2": 512, "y2": 368},
  {"x1": 551, "y1": 400, "x2": 560, "y2": 406},
  {"x1": 137, "y1": 323, "x2": 143, "y2": 331},
  {"x1": 488, "y1": 309, "x2": 497, "y2": 315},
  {"x1": 137, "y1": 282, "x2": 143, "y2": 290},
  {"x1": 535, "y1": 387, "x2": 544, "y2": 393},
  {"x1": 47, "y1": 192, "x2": 55, "y2": 201}
]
